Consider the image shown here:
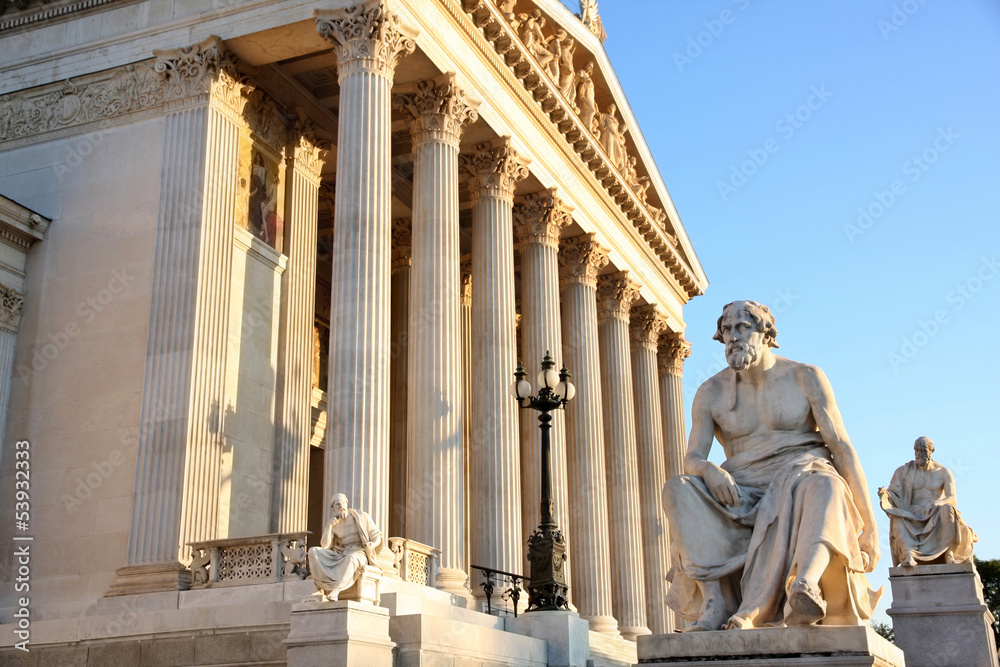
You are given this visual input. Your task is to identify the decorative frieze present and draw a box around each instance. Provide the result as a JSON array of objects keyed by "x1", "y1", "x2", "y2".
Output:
[
  {"x1": 630, "y1": 304, "x2": 668, "y2": 351},
  {"x1": 316, "y1": 0, "x2": 417, "y2": 80},
  {"x1": 596, "y1": 271, "x2": 641, "y2": 322},
  {"x1": 393, "y1": 74, "x2": 479, "y2": 147},
  {"x1": 658, "y1": 332, "x2": 692, "y2": 376},
  {"x1": 513, "y1": 189, "x2": 574, "y2": 249},
  {"x1": 558, "y1": 232, "x2": 609, "y2": 290},
  {"x1": 461, "y1": 137, "x2": 530, "y2": 202}
]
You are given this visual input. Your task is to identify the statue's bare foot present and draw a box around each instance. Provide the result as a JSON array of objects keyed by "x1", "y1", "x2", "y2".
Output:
[
  {"x1": 684, "y1": 597, "x2": 729, "y2": 632},
  {"x1": 785, "y1": 578, "x2": 826, "y2": 626},
  {"x1": 901, "y1": 552, "x2": 918, "y2": 568},
  {"x1": 945, "y1": 550, "x2": 957, "y2": 564}
]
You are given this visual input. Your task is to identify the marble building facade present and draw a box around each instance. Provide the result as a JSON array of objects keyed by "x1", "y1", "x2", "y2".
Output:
[{"x1": 0, "y1": 0, "x2": 707, "y2": 663}]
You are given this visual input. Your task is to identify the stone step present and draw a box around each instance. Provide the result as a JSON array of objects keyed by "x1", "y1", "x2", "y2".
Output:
[{"x1": 391, "y1": 612, "x2": 547, "y2": 667}]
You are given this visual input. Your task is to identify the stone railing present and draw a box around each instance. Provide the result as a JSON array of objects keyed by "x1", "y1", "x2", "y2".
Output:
[
  {"x1": 388, "y1": 537, "x2": 440, "y2": 587},
  {"x1": 188, "y1": 531, "x2": 310, "y2": 588}
]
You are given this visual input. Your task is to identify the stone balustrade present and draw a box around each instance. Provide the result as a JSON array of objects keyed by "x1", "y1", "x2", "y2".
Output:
[{"x1": 187, "y1": 532, "x2": 310, "y2": 588}]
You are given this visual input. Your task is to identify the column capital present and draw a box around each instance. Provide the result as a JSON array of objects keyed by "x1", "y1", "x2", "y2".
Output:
[
  {"x1": 316, "y1": 0, "x2": 417, "y2": 80},
  {"x1": 153, "y1": 36, "x2": 253, "y2": 115},
  {"x1": 460, "y1": 258, "x2": 472, "y2": 307},
  {"x1": 596, "y1": 271, "x2": 641, "y2": 322},
  {"x1": 291, "y1": 119, "x2": 330, "y2": 183},
  {"x1": 513, "y1": 188, "x2": 574, "y2": 249},
  {"x1": 461, "y1": 136, "x2": 530, "y2": 203},
  {"x1": 0, "y1": 285, "x2": 24, "y2": 334},
  {"x1": 629, "y1": 304, "x2": 668, "y2": 350},
  {"x1": 658, "y1": 332, "x2": 692, "y2": 376},
  {"x1": 559, "y1": 232, "x2": 610, "y2": 291},
  {"x1": 393, "y1": 73, "x2": 479, "y2": 147},
  {"x1": 391, "y1": 217, "x2": 412, "y2": 270}
]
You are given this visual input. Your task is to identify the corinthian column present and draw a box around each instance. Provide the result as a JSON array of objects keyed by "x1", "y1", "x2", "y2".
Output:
[
  {"x1": 272, "y1": 123, "x2": 328, "y2": 534},
  {"x1": 389, "y1": 217, "x2": 411, "y2": 538},
  {"x1": 114, "y1": 37, "x2": 251, "y2": 594},
  {"x1": 630, "y1": 304, "x2": 673, "y2": 635},
  {"x1": 394, "y1": 73, "x2": 478, "y2": 597},
  {"x1": 513, "y1": 189, "x2": 574, "y2": 591},
  {"x1": 658, "y1": 333, "x2": 691, "y2": 482},
  {"x1": 558, "y1": 233, "x2": 619, "y2": 636},
  {"x1": 460, "y1": 260, "x2": 472, "y2": 574},
  {"x1": 315, "y1": 1, "x2": 416, "y2": 531},
  {"x1": 596, "y1": 271, "x2": 649, "y2": 639},
  {"x1": 462, "y1": 138, "x2": 529, "y2": 595}
]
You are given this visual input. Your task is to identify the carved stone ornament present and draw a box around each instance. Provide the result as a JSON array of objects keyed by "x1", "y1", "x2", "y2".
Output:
[
  {"x1": 392, "y1": 74, "x2": 479, "y2": 146},
  {"x1": 0, "y1": 286, "x2": 25, "y2": 334},
  {"x1": 153, "y1": 36, "x2": 251, "y2": 112},
  {"x1": 315, "y1": 0, "x2": 417, "y2": 79},
  {"x1": 460, "y1": 260, "x2": 473, "y2": 305},
  {"x1": 578, "y1": 0, "x2": 607, "y2": 42},
  {"x1": 658, "y1": 332, "x2": 691, "y2": 376},
  {"x1": 292, "y1": 119, "x2": 330, "y2": 181},
  {"x1": 558, "y1": 232, "x2": 609, "y2": 290},
  {"x1": 630, "y1": 304, "x2": 668, "y2": 350},
  {"x1": 595, "y1": 271, "x2": 641, "y2": 321},
  {"x1": 461, "y1": 137, "x2": 530, "y2": 202},
  {"x1": 391, "y1": 217, "x2": 412, "y2": 269},
  {"x1": 513, "y1": 189, "x2": 574, "y2": 248}
]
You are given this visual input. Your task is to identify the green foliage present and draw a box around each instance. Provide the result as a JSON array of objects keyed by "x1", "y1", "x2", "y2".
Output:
[
  {"x1": 870, "y1": 620, "x2": 894, "y2": 643},
  {"x1": 975, "y1": 557, "x2": 1000, "y2": 646}
]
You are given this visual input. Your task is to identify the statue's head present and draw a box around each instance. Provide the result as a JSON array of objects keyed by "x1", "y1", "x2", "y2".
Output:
[
  {"x1": 713, "y1": 300, "x2": 779, "y2": 371},
  {"x1": 914, "y1": 436, "x2": 934, "y2": 467},
  {"x1": 330, "y1": 493, "x2": 349, "y2": 519}
]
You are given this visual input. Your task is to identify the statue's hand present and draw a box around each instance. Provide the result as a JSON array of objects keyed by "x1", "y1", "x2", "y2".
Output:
[
  {"x1": 859, "y1": 528, "x2": 879, "y2": 572},
  {"x1": 703, "y1": 465, "x2": 741, "y2": 507}
]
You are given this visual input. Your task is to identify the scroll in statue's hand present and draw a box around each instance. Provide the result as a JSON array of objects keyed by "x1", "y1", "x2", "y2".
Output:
[{"x1": 703, "y1": 464, "x2": 741, "y2": 507}]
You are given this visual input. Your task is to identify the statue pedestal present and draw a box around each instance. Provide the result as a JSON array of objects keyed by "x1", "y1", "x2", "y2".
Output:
[
  {"x1": 506, "y1": 610, "x2": 591, "y2": 667},
  {"x1": 285, "y1": 600, "x2": 394, "y2": 667},
  {"x1": 636, "y1": 626, "x2": 904, "y2": 666},
  {"x1": 888, "y1": 563, "x2": 999, "y2": 667}
]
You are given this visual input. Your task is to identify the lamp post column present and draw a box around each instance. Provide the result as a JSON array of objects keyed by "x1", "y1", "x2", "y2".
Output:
[
  {"x1": 596, "y1": 271, "x2": 650, "y2": 640},
  {"x1": 558, "y1": 233, "x2": 620, "y2": 636},
  {"x1": 630, "y1": 304, "x2": 673, "y2": 635},
  {"x1": 394, "y1": 73, "x2": 478, "y2": 597}
]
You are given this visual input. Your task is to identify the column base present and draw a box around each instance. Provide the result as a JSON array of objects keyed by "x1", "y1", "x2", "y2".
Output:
[
  {"x1": 435, "y1": 566, "x2": 474, "y2": 605},
  {"x1": 582, "y1": 614, "x2": 622, "y2": 638},
  {"x1": 619, "y1": 624, "x2": 651, "y2": 642},
  {"x1": 105, "y1": 562, "x2": 191, "y2": 597},
  {"x1": 507, "y1": 609, "x2": 591, "y2": 667},
  {"x1": 637, "y1": 625, "x2": 904, "y2": 666},
  {"x1": 286, "y1": 600, "x2": 394, "y2": 667}
]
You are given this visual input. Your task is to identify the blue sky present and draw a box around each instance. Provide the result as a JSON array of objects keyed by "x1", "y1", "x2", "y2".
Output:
[{"x1": 577, "y1": 0, "x2": 1000, "y2": 620}]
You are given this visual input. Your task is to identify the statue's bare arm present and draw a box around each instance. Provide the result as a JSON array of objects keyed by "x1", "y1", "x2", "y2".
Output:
[
  {"x1": 797, "y1": 364, "x2": 879, "y2": 571},
  {"x1": 941, "y1": 468, "x2": 958, "y2": 507},
  {"x1": 684, "y1": 382, "x2": 741, "y2": 506}
]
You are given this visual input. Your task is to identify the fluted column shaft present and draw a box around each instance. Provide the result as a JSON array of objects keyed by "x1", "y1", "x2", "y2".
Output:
[
  {"x1": 317, "y1": 2, "x2": 416, "y2": 530},
  {"x1": 463, "y1": 139, "x2": 528, "y2": 595},
  {"x1": 272, "y1": 127, "x2": 327, "y2": 533},
  {"x1": 630, "y1": 305, "x2": 673, "y2": 635},
  {"x1": 596, "y1": 271, "x2": 649, "y2": 640},
  {"x1": 658, "y1": 334, "x2": 691, "y2": 481},
  {"x1": 122, "y1": 39, "x2": 247, "y2": 590},
  {"x1": 389, "y1": 218, "x2": 411, "y2": 538},
  {"x1": 558, "y1": 234, "x2": 619, "y2": 636},
  {"x1": 514, "y1": 190, "x2": 573, "y2": 590},
  {"x1": 395, "y1": 74, "x2": 478, "y2": 595},
  {"x1": 461, "y1": 264, "x2": 472, "y2": 575}
]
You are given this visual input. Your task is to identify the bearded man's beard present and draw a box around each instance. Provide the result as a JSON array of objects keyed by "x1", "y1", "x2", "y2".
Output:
[{"x1": 726, "y1": 342, "x2": 758, "y2": 371}]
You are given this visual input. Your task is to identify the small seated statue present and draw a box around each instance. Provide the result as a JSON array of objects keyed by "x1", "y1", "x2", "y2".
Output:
[
  {"x1": 307, "y1": 493, "x2": 383, "y2": 601},
  {"x1": 878, "y1": 436, "x2": 977, "y2": 567}
]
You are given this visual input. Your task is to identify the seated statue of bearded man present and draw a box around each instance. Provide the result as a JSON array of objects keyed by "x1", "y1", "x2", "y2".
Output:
[
  {"x1": 662, "y1": 300, "x2": 882, "y2": 631},
  {"x1": 307, "y1": 493, "x2": 383, "y2": 601}
]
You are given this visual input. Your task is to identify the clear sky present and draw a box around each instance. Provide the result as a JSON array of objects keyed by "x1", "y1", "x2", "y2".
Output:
[{"x1": 575, "y1": 0, "x2": 1000, "y2": 621}]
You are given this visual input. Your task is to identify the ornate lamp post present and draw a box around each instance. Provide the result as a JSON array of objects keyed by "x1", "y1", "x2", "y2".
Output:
[{"x1": 509, "y1": 351, "x2": 576, "y2": 611}]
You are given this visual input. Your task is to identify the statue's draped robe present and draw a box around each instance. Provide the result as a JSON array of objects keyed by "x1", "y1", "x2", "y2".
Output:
[
  {"x1": 663, "y1": 433, "x2": 882, "y2": 627},
  {"x1": 883, "y1": 461, "x2": 976, "y2": 566},
  {"x1": 308, "y1": 509, "x2": 382, "y2": 598}
]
